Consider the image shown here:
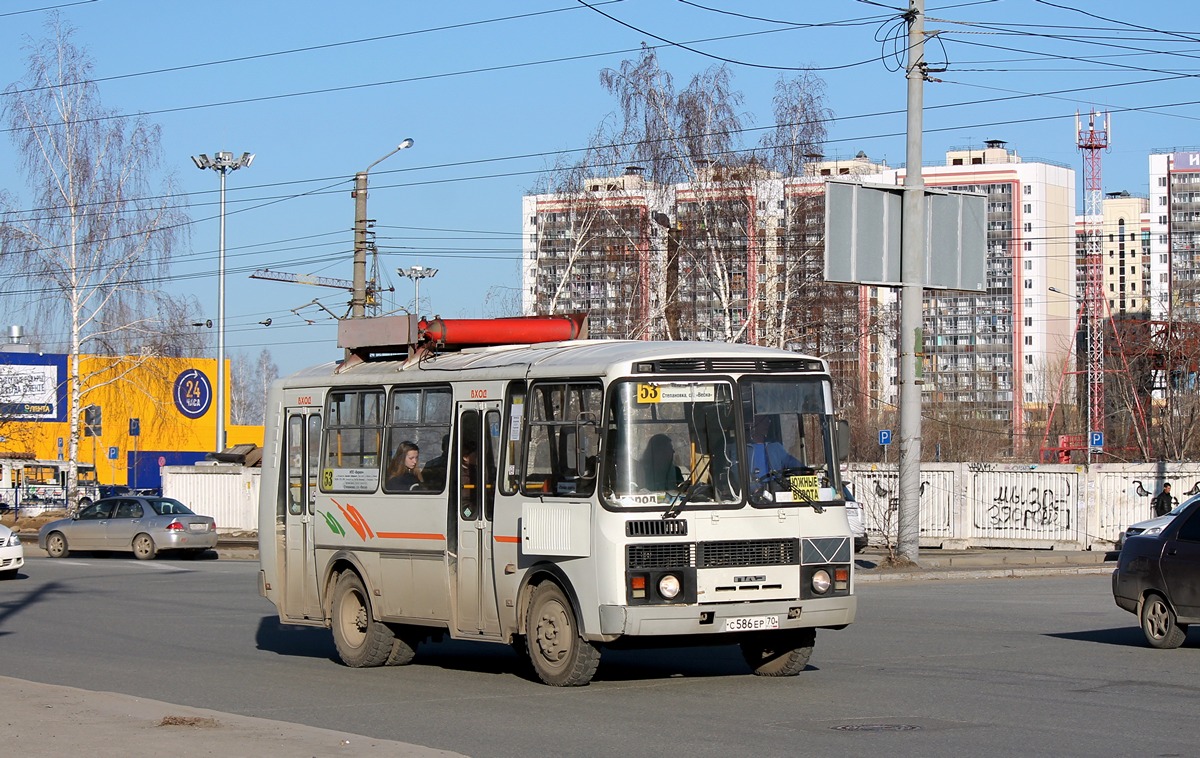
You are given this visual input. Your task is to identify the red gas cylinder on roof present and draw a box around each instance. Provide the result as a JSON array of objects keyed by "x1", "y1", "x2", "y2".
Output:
[{"x1": 418, "y1": 314, "x2": 588, "y2": 347}]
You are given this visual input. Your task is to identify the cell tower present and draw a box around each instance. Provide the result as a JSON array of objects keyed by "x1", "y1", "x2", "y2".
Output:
[
  {"x1": 1079, "y1": 110, "x2": 1108, "y2": 456},
  {"x1": 1041, "y1": 111, "x2": 1148, "y2": 462}
]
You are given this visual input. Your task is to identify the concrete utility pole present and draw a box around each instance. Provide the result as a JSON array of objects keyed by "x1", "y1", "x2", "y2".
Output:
[
  {"x1": 897, "y1": 0, "x2": 927, "y2": 563},
  {"x1": 353, "y1": 139, "x2": 414, "y2": 318}
]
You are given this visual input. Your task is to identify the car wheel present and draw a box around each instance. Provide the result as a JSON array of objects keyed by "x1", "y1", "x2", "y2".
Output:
[
  {"x1": 132, "y1": 533, "x2": 157, "y2": 560},
  {"x1": 524, "y1": 582, "x2": 600, "y2": 686},
  {"x1": 331, "y1": 571, "x2": 395, "y2": 668},
  {"x1": 741, "y1": 628, "x2": 817, "y2": 676},
  {"x1": 1141, "y1": 593, "x2": 1187, "y2": 649},
  {"x1": 45, "y1": 531, "x2": 69, "y2": 559}
]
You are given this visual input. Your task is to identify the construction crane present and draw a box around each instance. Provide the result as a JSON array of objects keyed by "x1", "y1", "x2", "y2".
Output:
[{"x1": 250, "y1": 268, "x2": 393, "y2": 318}]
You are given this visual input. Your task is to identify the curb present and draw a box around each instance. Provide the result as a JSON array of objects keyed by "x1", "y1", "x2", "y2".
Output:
[{"x1": 857, "y1": 565, "x2": 1114, "y2": 582}]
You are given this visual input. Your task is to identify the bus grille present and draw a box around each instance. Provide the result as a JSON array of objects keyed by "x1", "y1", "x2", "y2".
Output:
[
  {"x1": 626, "y1": 519, "x2": 689, "y2": 537},
  {"x1": 697, "y1": 539, "x2": 799, "y2": 568},
  {"x1": 627, "y1": 543, "x2": 694, "y2": 569}
]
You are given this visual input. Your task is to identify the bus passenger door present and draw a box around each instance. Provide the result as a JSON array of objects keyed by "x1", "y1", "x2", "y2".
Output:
[
  {"x1": 284, "y1": 410, "x2": 323, "y2": 620},
  {"x1": 454, "y1": 404, "x2": 502, "y2": 638}
]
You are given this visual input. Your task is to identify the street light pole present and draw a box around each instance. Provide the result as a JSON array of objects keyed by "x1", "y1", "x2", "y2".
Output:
[
  {"x1": 353, "y1": 139, "x2": 415, "y2": 318},
  {"x1": 191, "y1": 151, "x2": 253, "y2": 453},
  {"x1": 399, "y1": 265, "x2": 438, "y2": 316}
]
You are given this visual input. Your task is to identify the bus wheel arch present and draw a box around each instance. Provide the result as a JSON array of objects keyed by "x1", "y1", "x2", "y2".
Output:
[{"x1": 519, "y1": 571, "x2": 600, "y2": 686}]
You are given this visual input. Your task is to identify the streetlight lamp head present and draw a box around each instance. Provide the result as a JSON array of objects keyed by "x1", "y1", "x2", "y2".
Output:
[
  {"x1": 191, "y1": 154, "x2": 211, "y2": 170},
  {"x1": 240, "y1": 152, "x2": 255, "y2": 168},
  {"x1": 399, "y1": 138, "x2": 414, "y2": 150}
]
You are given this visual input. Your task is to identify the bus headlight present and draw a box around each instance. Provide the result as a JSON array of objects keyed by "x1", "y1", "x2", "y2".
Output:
[
  {"x1": 811, "y1": 569, "x2": 832, "y2": 595},
  {"x1": 658, "y1": 574, "x2": 681, "y2": 599}
]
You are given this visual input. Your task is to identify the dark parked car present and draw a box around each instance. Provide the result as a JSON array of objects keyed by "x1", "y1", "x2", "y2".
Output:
[
  {"x1": 1112, "y1": 496, "x2": 1200, "y2": 648},
  {"x1": 37, "y1": 496, "x2": 217, "y2": 560}
]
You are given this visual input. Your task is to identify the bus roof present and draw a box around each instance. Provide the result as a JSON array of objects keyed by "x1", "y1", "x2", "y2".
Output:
[{"x1": 278, "y1": 339, "x2": 829, "y2": 388}]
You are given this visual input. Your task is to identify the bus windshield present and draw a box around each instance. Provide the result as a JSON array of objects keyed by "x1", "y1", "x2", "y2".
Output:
[{"x1": 602, "y1": 377, "x2": 843, "y2": 510}]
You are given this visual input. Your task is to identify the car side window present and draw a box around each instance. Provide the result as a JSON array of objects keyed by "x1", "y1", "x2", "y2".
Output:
[
  {"x1": 80, "y1": 502, "x2": 114, "y2": 519},
  {"x1": 1175, "y1": 508, "x2": 1200, "y2": 542},
  {"x1": 114, "y1": 500, "x2": 143, "y2": 519}
]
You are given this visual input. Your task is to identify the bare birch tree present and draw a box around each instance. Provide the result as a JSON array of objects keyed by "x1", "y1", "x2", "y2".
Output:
[
  {"x1": 231, "y1": 348, "x2": 278, "y2": 426},
  {"x1": 0, "y1": 17, "x2": 188, "y2": 506}
]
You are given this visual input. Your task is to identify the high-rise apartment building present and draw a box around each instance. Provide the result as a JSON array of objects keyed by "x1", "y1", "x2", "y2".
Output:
[
  {"x1": 1148, "y1": 150, "x2": 1200, "y2": 321},
  {"x1": 1072, "y1": 192, "x2": 1151, "y2": 320},
  {"x1": 522, "y1": 144, "x2": 1073, "y2": 452}
]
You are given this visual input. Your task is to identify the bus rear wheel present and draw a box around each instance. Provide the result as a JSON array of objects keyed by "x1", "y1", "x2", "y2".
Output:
[
  {"x1": 741, "y1": 628, "x2": 816, "y2": 676},
  {"x1": 332, "y1": 571, "x2": 395, "y2": 667},
  {"x1": 525, "y1": 582, "x2": 600, "y2": 686}
]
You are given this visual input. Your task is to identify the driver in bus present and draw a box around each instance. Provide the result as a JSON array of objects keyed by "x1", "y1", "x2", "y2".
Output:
[
  {"x1": 745, "y1": 416, "x2": 802, "y2": 484},
  {"x1": 639, "y1": 434, "x2": 683, "y2": 492}
]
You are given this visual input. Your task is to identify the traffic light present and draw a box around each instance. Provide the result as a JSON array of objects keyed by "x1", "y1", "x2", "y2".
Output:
[{"x1": 83, "y1": 405, "x2": 101, "y2": 437}]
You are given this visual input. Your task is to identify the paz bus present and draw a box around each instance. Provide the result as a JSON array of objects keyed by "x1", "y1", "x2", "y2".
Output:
[{"x1": 258, "y1": 315, "x2": 857, "y2": 686}]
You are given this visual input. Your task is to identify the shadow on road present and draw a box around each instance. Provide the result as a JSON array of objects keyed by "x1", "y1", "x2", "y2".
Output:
[
  {"x1": 254, "y1": 615, "x2": 768, "y2": 682},
  {"x1": 1046, "y1": 626, "x2": 1196, "y2": 647},
  {"x1": 254, "y1": 616, "x2": 338, "y2": 661}
]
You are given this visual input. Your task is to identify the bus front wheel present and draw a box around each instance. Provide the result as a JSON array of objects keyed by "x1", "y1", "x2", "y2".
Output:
[
  {"x1": 741, "y1": 628, "x2": 816, "y2": 676},
  {"x1": 525, "y1": 582, "x2": 600, "y2": 686},
  {"x1": 332, "y1": 571, "x2": 395, "y2": 667}
]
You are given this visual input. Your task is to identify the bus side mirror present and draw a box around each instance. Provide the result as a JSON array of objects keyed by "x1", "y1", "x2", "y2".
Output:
[{"x1": 836, "y1": 419, "x2": 851, "y2": 462}]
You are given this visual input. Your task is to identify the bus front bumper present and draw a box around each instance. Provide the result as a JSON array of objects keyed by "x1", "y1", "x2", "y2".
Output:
[{"x1": 597, "y1": 596, "x2": 856, "y2": 638}]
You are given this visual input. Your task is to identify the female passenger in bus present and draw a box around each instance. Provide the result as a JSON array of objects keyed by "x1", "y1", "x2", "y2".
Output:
[{"x1": 386, "y1": 441, "x2": 423, "y2": 491}]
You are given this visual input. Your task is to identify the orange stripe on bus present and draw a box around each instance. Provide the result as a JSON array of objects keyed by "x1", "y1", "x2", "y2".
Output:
[
  {"x1": 375, "y1": 532, "x2": 446, "y2": 541},
  {"x1": 494, "y1": 535, "x2": 520, "y2": 543}
]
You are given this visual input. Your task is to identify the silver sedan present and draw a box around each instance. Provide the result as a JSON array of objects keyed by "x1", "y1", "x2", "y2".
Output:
[{"x1": 37, "y1": 496, "x2": 218, "y2": 560}]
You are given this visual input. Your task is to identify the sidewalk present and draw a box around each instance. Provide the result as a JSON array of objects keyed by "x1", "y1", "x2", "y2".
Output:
[
  {"x1": 854, "y1": 547, "x2": 1115, "y2": 582},
  {"x1": 1, "y1": 675, "x2": 466, "y2": 757}
]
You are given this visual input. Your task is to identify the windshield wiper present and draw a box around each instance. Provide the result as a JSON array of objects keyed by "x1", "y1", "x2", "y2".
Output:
[{"x1": 662, "y1": 456, "x2": 713, "y2": 520}]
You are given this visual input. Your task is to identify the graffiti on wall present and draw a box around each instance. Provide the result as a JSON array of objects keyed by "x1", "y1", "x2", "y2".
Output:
[{"x1": 976, "y1": 476, "x2": 1072, "y2": 531}]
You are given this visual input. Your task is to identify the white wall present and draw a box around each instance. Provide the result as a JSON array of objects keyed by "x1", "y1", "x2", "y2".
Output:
[
  {"x1": 161, "y1": 465, "x2": 260, "y2": 533},
  {"x1": 848, "y1": 462, "x2": 1198, "y2": 550}
]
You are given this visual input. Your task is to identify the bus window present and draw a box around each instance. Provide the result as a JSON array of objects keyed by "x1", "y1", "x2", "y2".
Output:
[
  {"x1": 604, "y1": 380, "x2": 740, "y2": 507},
  {"x1": 499, "y1": 383, "x2": 526, "y2": 496},
  {"x1": 523, "y1": 382, "x2": 601, "y2": 497},
  {"x1": 287, "y1": 415, "x2": 304, "y2": 516},
  {"x1": 383, "y1": 386, "x2": 451, "y2": 494},
  {"x1": 321, "y1": 389, "x2": 384, "y2": 492}
]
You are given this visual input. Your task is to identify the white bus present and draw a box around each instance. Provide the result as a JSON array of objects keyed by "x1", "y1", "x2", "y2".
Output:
[{"x1": 258, "y1": 315, "x2": 857, "y2": 686}]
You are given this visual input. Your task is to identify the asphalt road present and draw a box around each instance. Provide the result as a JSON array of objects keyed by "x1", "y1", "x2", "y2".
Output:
[{"x1": 1, "y1": 555, "x2": 1196, "y2": 757}]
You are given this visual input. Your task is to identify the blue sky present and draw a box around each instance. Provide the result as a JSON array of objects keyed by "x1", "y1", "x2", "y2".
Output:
[{"x1": 0, "y1": 0, "x2": 1195, "y2": 376}]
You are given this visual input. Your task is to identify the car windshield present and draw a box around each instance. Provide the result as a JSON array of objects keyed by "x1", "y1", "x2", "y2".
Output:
[{"x1": 148, "y1": 498, "x2": 194, "y2": 516}]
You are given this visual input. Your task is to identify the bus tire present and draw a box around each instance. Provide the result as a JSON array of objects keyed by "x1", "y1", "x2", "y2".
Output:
[
  {"x1": 332, "y1": 571, "x2": 395, "y2": 668},
  {"x1": 741, "y1": 628, "x2": 816, "y2": 677},
  {"x1": 383, "y1": 625, "x2": 420, "y2": 666},
  {"x1": 525, "y1": 582, "x2": 600, "y2": 686}
]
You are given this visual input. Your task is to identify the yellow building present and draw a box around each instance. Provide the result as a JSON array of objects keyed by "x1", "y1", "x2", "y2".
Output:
[{"x1": 0, "y1": 350, "x2": 262, "y2": 489}]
